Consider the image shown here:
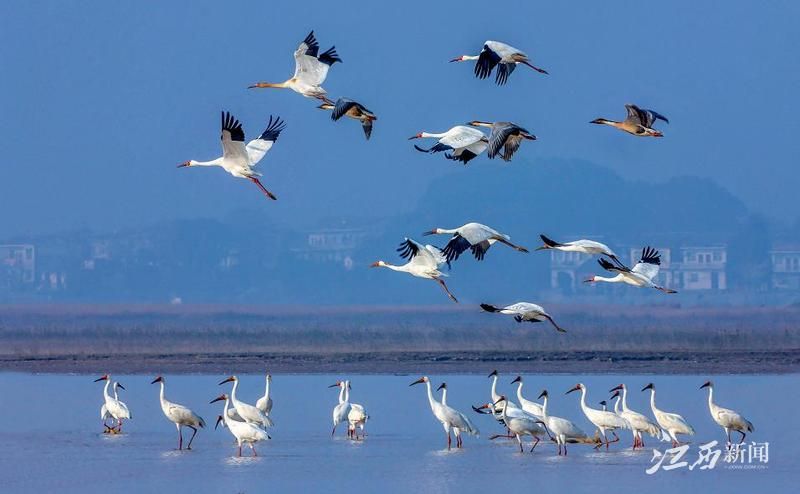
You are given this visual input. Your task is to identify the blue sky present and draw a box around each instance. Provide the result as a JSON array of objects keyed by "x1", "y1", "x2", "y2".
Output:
[{"x1": 2, "y1": 1, "x2": 798, "y2": 236}]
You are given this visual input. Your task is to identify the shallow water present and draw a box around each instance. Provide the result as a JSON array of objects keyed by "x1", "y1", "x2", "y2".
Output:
[{"x1": 0, "y1": 373, "x2": 793, "y2": 493}]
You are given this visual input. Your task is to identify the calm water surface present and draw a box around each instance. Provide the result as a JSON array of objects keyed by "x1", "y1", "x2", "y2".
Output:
[{"x1": 0, "y1": 373, "x2": 794, "y2": 493}]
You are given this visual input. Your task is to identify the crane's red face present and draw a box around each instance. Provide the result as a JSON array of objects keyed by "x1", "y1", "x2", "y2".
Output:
[
  {"x1": 177, "y1": 161, "x2": 191, "y2": 168},
  {"x1": 219, "y1": 376, "x2": 236, "y2": 385},
  {"x1": 409, "y1": 377, "x2": 428, "y2": 386},
  {"x1": 150, "y1": 376, "x2": 163, "y2": 384},
  {"x1": 408, "y1": 133, "x2": 423, "y2": 140},
  {"x1": 210, "y1": 394, "x2": 227, "y2": 404},
  {"x1": 583, "y1": 276, "x2": 596, "y2": 283},
  {"x1": 93, "y1": 374, "x2": 109, "y2": 382},
  {"x1": 449, "y1": 56, "x2": 465, "y2": 63},
  {"x1": 566, "y1": 384, "x2": 582, "y2": 394},
  {"x1": 328, "y1": 381, "x2": 342, "y2": 388},
  {"x1": 609, "y1": 384, "x2": 624, "y2": 392}
]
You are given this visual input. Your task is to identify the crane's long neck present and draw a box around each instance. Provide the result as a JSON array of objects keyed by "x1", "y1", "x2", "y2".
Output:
[
  {"x1": 230, "y1": 379, "x2": 239, "y2": 403},
  {"x1": 649, "y1": 389, "x2": 658, "y2": 414},
  {"x1": 578, "y1": 388, "x2": 589, "y2": 414},
  {"x1": 516, "y1": 382, "x2": 525, "y2": 404},
  {"x1": 500, "y1": 400, "x2": 508, "y2": 421},
  {"x1": 706, "y1": 387, "x2": 715, "y2": 412},
  {"x1": 159, "y1": 381, "x2": 166, "y2": 406},
  {"x1": 264, "y1": 377, "x2": 271, "y2": 401},
  {"x1": 223, "y1": 396, "x2": 232, "y2": 426},
  {"x1": 613, "y1": 396, "x2": 622, "y2": 415},
  {"x1": 436, "y1": 228, "x2": 460, "y2": 235},
  {"x1": 490, "y1": 376, "x2": 499, "y2": 401},
  {"x1": 421, "y1": 132, "x2": 448, "y2": 139},
  {"x1": 541, "y1": 394, "x2": 549, "y2": 418},
  {"x1": 440, "y1": 388, "x2": 448, "y2": 407},
  {"x1": 620, "y1": 386, "x2": 630, "y2": 411},
  {"x1": 344, "y1": 381, "x2": 350, "y2": 403},
  {"x1": 190, "y1": 158, "x2": 223, "y2": 167},
  {"x1": 424, "y1": 381, "x2": 438, "y2": 412},
  {"x1": 103, "y1": 380, "x2": 112, "y2": 401},
  {"x1": 338, "y1": 383, "x2": 345, "y2": 404},
  {"x1": 594, "y1": 274, "x2": 624, "y2": 283},
  {"x1": 113, "y1": 384, "x2": 120, "y2": 402},
  {"x1": 461, "y1": 55, "x2": 480, "y2": 61},
  {"x1": 379, "y1": 262, "x2": 411, "y2": 273}
]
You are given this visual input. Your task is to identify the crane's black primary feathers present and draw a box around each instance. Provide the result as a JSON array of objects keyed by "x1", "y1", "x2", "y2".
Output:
[
  {"x1": 598, "y1": 257, "x2": 628, "y2": 272},
  {"x1": 475, "y1": 45, "x2": 501, "y2": 80},
  {"x1": 414, "y1": 143, "x2": 453, "y2": 154},
  {"x1": 221, "y1": 111, "x2": 245, "y2": 142},
  {"x1": 257, "y1": 115, "x2": 286, "y2": 142},
  {"x1": 442, "y1": 234, "x2": 471, "y2": 262},
  {"x1": 494, "y1": 63, "x2": 516, "y2": 85},
  {"x1": 396, "y1": 239, "x2": 420, "y2": 261},
  {"x1": 318, "y1": 46, "x2": 342, "y2": 65},
  {"x1": 302, "y1": 31, "x2": 320, "y2": 57},
  {"x1": 444, "y1": 150, "x2": 479, "y2": 164},
  {"x1": 470, "y1": 240, "x2": 490, "y2": 260},
  {"x1": 480, "y1": 303, "x2": 500, "y2": 313},
  {"x1": 539, "y1": 234, "x2": 563, "y2": 248},
  {"x1": 639, "y1": 246, "x2": 661, "y2": 265}
]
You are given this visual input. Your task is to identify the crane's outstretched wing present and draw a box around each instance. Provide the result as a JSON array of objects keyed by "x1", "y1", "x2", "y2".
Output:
[
  {"x1": 494, "y1": 62, "x2": 516, "y2": 85},
  {"x1": 441, "y1": 233, "x2": 472, "y2": 262},
  {"x1": 246, "y1": 116, "x2": 286, "y2": 165},
  {"x1": 293, "y1": 31, "x2": 342, "y2": 86},
  {"x1": 475, "y1": 44, "x2": 501, "y2": 80},
  {"x1": 439, "y1": 127, "x2": 485, "y2": 149},
  {"x1": 470, "y1": 240, "x2": 491, "y2": 260},
  {"x1": 221, "y1": 111, "x2": 248, "y2": 162},
  {"x1": 598, "y1": 257, "x2": 630, "y2": 273},
  {"x1": 631, "y1": 246, "x2": 662, "y2": 281}
]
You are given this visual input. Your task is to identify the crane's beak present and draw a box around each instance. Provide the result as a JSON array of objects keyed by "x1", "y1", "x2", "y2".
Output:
[
  {"x1": 409, "y1": 378, "x2": 425, "y2": 386},
  {"x1": 177, "y1": 161, "x2": 191, "y2": 168},
  {"x1": 472, "y1": 404, "x2": 492, "y2": 414},
  {"x1": 210, "y1": 395, "x2": 226, "y2": 404},
  {"x1": 117, "y1": 383, "x2": 126, "y2": 391},
  {"x1": 641, "y1": 383, "x2": 654, "y2": 392},
  {"x1": 699, "y1": 381, "x2": 711, "y2": 389},
  {"x1": 487, "y1": 370, "x2": 498, "y2": 378},
  {"x1": 537, "y1": 390, "x2": 547, "y2": 400},
  {"x1": 436, "y1": 383, "x2": 446, "y2": 391},
  {"x1": 150, "y1": 376, "x2": 162, "y2": 384},
  {"x1": 219, "y1": 376, "x2": 235, "y2": 385},
  {"x1": 422, "y1": 229, "x2": 437, "y2": 236},
  {"x1": 609, "y1": 384, "x2": 624, "y2": 392},
  {"x1": 566, "y1": 385, "x2": 580, "y2": 394},
  {"x1": 93, "y1": 375, "x2": 108, "y2": 382},
  {"x1": 328, "y1": 382, "x2": 341, "y2": 388},
  {"x1": 408, "y1": 133, "x2": 422, "y2": 140},
  {"x1": 493, "y1": 396, "x2": 506, "y2": 406},
  {"x1": 448, "y1": 56, "x2": 462, "y2": 63},
  {"x1": 610, "y1": 390, "x2": 620, "y2": 399},
  {"x1": 511, "y1": 376, "x2": 522, "y2": 384}
]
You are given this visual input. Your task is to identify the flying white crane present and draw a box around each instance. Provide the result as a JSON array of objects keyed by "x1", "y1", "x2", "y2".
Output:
[
  {"x1": 585, "y1": 247, "x2": 678, "y2": 293},
  {"x1": 150, "y1": 376, "x2": 205, "y2": 450},
  {"x1": 95, "y1": 375, "x2": 130, "y2": 434},
  {"x1": 536, "y1": 234, "x2": 621, "y2": 265},
  {"x1": 255, "y1": 373, "x2": 273, "y2": 417},
  {"x1": 609, "y1": 384, "x2": 662, "y2": 449},
  {"x1": 249, "y1": 31, "x2": 341, "y2": 99},
  {"x1": 700, "y1": 381, "x2": 754, "y2": 447},
  {"x1": 510, "y1": 376, "x2": 544, "y2": 418},
  {"x1": 178, "y1": 112, "x2": 286, "y2": 201},
  {"x1": 317, "y1": 98, "x2": 377, "y2": 140},
  {"x1": 480, "y1": 302, "x2": 566, "y2": 333},
  {"x1": 537, "y1": 389, "x2": 589, "y2": 456},
  {"x1": 566, "y1": 383, "x2": 629, "y2": 450},
  {"x1": 219, "y1": 376, "x2": 273, "y2": 429},
  {"x1": 591, "y1": 104, "x2": 669, "y2": 137},
  {"x1": 642, "y1": 383, "x2": 695, "y2": 447},
  {"x1": 409, "y1": 126, "x2": 488, "y2": 164},
  {"x1": 329, "y1": 380, "x2": 351, "y2": 437},
  {"x1": 467, "y1": 121, "x2": 536, "y2": 161},
  {"x1": 211, "y1": 393, "x2": 270, "y2": 457},
  {"x1": 410, "y1": 377, "x2": 479, "y2": 450},
  {"x1": 345, "y1": 382, "x2": 369, "y2": 440},
  {"x1": 493, "y1": 396, "x2": 549, "y2": 453},
  {"x1": 370, "y1": 238, "x2": 458, "y2": 303},
  {"x1": 423, "y1": 222, "x2": 528, "y2": 262},
  {"x1": 450, "y1": 41, "x2": 548, "y2": 85}
]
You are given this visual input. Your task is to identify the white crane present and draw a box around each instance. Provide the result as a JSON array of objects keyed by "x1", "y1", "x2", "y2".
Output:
[
  {"x1": 218, "y1": 376, "x2": 273, "y2": 429},
  {"x1": 591, "y1": 104, "x2": 668, "y2": 137},
  {"x1": 345, "y1": 382, "x2": 369, "y2": 440},
  {"x1": 537, "y1": 389, "x2": 589, "y2": 456},
  {"x1": 467, "y1": 121, "x2": 536, "y2": 161},
  {"x1": 450, "y1": 41, "x2": 548, "y2": 85},
  {"x1": 95, "y1": 375, "x2": 131, "y2": 434},
  {"x1": 409, "y1": 126, "x2": 488, "y2": 164},
  {"x1": 255, "y1": 373, "x2": 273, "y2": 417},
  {"x1": 410, "y1": 377, "x2": 479, "y2": 450},
  {"x1": 566, "y1": 383, "x2": 629, "y2": 450},
  {"x1": 700, "y1": 381, "x2": 754, "y2": 447},
  {"x1": 473, "y1": 370, "x2": 519, "y2": 436},
  {"x1": 178, "y1": 111, "x2": 285, "y2": 201},
  {"x1": 317, "y1": 98, "x2": 377, "y2": 140},
  {"x1": 480, "y1": 302, "x2": 566, "y2": 333},
  {"x1": 423, "y1": 222, "x2": 528, "y2": 262},
  {"x1": 642, "y1": 383, "x2": 695, "y2": 447},
  {"x1": 329, "y1": 380, "x2": 351, "y2": 437},
  {"x1": 536, "y1": 234, "x2": 621, "y2": 266},
  {"x1": 510, "y1": 376, "x2": 544, "y2": 418},
  {"x1": 150, "y1": 376, "x2": 205, "y2": 450},
  {"x1": 370, "y1": 238, "x2": 458, "y2": 303},
  {"x1": 585, "y1": 247, "x2": 678, "y2": 293},
  {"x1": 249, "y1": 31, "x2": 341, "y2": 100},
  {"x1": 610, "y1": 384, "x2": 662, "y2": 449},
  {"x1": 493, "y1": 396, "x2": 549, "y2": 453},
  {"x1": 211, "y1": 394, "x2": 270, "y2": 457}
]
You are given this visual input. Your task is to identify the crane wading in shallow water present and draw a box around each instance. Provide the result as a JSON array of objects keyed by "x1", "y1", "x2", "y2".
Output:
[
  {"x1": 218, "y1": 376, "x2": 273, "y2": 429},
  {"x1": 450, "y1": 40, "x2": 548, "y2": 85},
  {"x1": 151, "y1": 376, "x2": 205, "y2": 450},
  {"x1": 566, "y1": 383, "x2": 628, "y2": 450},
  {"x1": 178, "y1": 112, "x2": 285, "y2": 201},
  {"x1": 609, "y1": 383, "x2": 662, "y2": 450},
  {"x1": 410, "y1": 377, "x2": 479, "y2": 450},
  {"x1": 211, "y1": 393, "x2": 270, "y2": 457},
  {"x1": 700, "y1": 381, "x2": 754, "y2": 447},
  {"x1": 95, "y1": 375, "x2": 130, "y2": 434},
  {"x1": 249, "y1": 31, "x2": 341, "y2": 100},
  {"x1": 642, "y1": 383, "x2": 695, "y2": 447},
  {"x1": 370, "y1": 238, "x2": 458, "y2": 303}
]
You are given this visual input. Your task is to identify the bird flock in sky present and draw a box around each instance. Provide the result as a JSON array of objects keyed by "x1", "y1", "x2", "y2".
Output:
[
  {"x1": 176, "y1": 30, "x2": 677, "y2": 327},
  {"x1": 95, "y1": 372, "x2": 754, "y2": 457}
]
